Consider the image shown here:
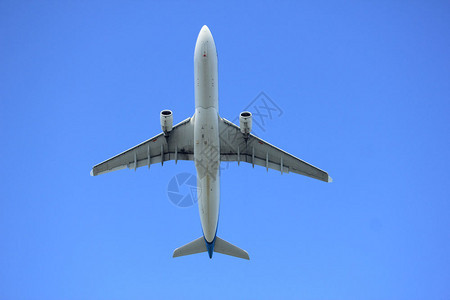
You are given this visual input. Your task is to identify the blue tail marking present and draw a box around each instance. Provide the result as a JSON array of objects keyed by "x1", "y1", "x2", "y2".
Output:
[{"x1": 204, "y1": 236, "x2": 216, "y2": 259}]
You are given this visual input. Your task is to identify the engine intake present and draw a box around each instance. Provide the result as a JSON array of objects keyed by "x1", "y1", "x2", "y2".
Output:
[
  {"x1": 160, "y1": 110, "x2": 173, "y2": 134},
  {"x1": 239, "y1": 111, "x2": 252, "y2": 135}
]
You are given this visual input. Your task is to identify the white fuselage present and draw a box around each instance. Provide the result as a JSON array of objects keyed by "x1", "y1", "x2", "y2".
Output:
[{"x1": 194, "y1": 26, "x2": 220, "y2": 243}]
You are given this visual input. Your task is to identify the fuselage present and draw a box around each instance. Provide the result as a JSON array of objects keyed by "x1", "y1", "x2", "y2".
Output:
[{"x1": 193, "y1": 25, "x2": 220, "y2": 250}]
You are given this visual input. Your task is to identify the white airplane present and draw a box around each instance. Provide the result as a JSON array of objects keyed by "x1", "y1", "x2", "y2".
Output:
[{"x1": 91, "y1": 25, "x2": 332, "y2": 260}]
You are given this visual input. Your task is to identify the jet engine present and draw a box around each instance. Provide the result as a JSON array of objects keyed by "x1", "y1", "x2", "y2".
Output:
[
  {"x1": 239, "y1": 111, "x2": 252, "y2": 135},
  {"x1": 160, "y1": 110, "x2": 173, "y2": 134}
]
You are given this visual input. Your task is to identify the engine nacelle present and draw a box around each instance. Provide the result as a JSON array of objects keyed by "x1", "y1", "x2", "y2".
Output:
[
  {"x1": 160, "y1": 110, "x2": 173, "y2": 134},
  {"x1": 239, "y1": 111, "x2": 252, "y2": 135}
]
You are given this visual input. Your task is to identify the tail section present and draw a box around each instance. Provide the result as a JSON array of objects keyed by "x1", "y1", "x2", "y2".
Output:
[
  {"x1": 173, "y1": 237, "x2": 206, "y2": 258},
  {"x1": 214, "y1": 237, "x2": 249, "y2": 260},
  {"x1": 172, "y1": 236, "x2": 249, "y2": 260}
]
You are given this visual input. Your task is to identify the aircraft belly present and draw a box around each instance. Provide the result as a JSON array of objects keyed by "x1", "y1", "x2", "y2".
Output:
[
  {"x1": 197, "y1": 173, "x2": 219, "y2": 242},
  {"x1": 194, "y1": 25, "x2": 220, "y2": 244},
  {"x1": 194, "y1": 106, "x2": 219, "y2": 243},
  {"x1": 194, "y1": 40, "x2": 218, "y2": 109}
]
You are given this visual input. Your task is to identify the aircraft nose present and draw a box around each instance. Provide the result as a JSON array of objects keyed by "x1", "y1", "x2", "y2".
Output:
[
  {"x1": 199, "y1": 25, "x2": 212, "y2": 39},
  {"x1": 195, "y1": 25, "x2": 216, "y2": 59}
]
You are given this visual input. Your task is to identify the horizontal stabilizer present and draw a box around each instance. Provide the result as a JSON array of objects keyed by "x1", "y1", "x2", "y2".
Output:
[
  {"x1": 214, "y1": 237, "x2": 250, "y2": 260},
  {"x1": 173, "y1": 236, "x2": 250, "y2": 260},
  {"x1": 173, "y1": 237, "x2": 206, "y2": 258}
]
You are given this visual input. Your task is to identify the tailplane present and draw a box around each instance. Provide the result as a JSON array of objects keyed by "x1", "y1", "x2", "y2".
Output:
[
  {"x1": 214, "y1": 237, "x2": 249, "y2": 260},
  {"x1": 173, "y1": 237, "x2": 206, "y2": 258},
  {"x1": 172, "y1": 236, "x2": 249, "y2": 260}
]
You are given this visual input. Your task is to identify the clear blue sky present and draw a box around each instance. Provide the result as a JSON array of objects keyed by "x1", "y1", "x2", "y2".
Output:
[{"x1": 1, "y1": 1, "x2": 450, "y2": 299}]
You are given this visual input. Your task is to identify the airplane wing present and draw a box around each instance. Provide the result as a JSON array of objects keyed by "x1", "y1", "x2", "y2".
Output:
[
  {"x1": 91, "y1": 117, "x2": 194, "y2": 176},
  {"x1": 218, "y1": 118, "x2": 332, "y2": 182}
]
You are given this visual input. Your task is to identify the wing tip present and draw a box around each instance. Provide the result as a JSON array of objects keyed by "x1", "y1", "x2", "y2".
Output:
[
  {"x1": 327, "y1": 175, "x2": 333, "y2": 183},
  {"x1": 90, "y1": 169, "x2": 94, "y2": 176}
]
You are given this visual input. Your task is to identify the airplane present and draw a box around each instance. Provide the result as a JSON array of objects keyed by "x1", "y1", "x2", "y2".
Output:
[{"x1": 90, "y1": 25, "x2": 332, "y2": 260}]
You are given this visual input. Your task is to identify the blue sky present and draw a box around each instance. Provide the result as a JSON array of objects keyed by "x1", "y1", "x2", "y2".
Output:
[{"x1": 1, "y1": 1, "x2": 450, "y2": 299}]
